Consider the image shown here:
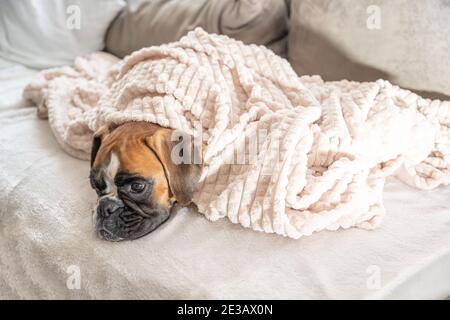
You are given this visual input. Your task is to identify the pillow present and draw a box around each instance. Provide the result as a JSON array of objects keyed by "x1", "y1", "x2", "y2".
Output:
[
  {"x1": 288, "y1": 0, "x2": 450, "y2": 99},
  {"x1": 0, "y1": 0, "x2": 125, "y2": 69},
  {"x1": 105, "y1": 0, "x2": 289, "y2": 58}
]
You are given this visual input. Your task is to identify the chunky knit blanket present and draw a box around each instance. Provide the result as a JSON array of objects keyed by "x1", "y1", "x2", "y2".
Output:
[{"x1": 24, "y1": 28, "x2": 450, "y2": 239}]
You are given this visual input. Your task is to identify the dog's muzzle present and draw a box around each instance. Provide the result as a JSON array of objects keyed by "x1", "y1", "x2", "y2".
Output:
[{"x1": 95, "y1": 196, "x2": 170, "y2": 241}]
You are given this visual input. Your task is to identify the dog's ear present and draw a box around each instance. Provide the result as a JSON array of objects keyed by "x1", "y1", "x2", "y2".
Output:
[
  {"x1": 90, "y1": 124, "x2": 118, "y2": 167},
  {"x1": 145, "y1": 128, "x2": 202, "y2": 206}
]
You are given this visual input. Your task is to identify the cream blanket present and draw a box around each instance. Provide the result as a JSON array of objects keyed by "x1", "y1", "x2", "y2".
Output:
[{"x1": 23, "y1": 28, "x2": 450, "y2": 239}]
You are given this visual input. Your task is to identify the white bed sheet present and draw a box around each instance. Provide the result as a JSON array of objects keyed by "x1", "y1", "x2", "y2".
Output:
[{"x1": 1, "y1": 58, "x2": 450, "y2": 299}]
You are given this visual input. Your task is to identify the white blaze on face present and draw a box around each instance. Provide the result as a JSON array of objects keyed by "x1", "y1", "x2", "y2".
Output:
[
  {"x1": 93, "y1": 152, "x2": 122, "y2": 228},
  {"x1": 102, "y1": 151, "x2": 120, "y2": 197}
]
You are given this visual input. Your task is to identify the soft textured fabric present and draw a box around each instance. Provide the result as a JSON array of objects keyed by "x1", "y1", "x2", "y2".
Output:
[
  {"x1": 24, "y1": 29, "x2": 450, "y2": 239},
  {"x1": 0, "y1": 0, "x2": 125, "y2": 69},
  {"x1": 288, "y1": 0, "x2": 450, "y2": 100},
  {"x1": 105, "y1": 0, "x2": 289, "y2": 58},
  {"x1": 2, "y1": 57, "x2": 450, "y2": 299}
]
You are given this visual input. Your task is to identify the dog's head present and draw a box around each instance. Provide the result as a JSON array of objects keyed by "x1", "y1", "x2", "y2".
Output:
[{"x1": 89, "y1": 121, "x2": 201, "y2": 241}]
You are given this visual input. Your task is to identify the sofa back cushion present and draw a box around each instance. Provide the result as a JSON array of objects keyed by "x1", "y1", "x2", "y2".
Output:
[
  {"x1": 288, "y1": 0, "x2": 450, "y2": 99},
  {"x1": 105, "y1": 0, "x2": 289, "y2": 58}
]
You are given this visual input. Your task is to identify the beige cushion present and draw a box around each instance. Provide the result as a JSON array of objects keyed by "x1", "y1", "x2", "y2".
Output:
[
  {"x1": 106, "y1": 0, "x2": 289, "y2": 58},
  {"x1": 288, "y1": 0, "x2": 450, "y2": 99}
]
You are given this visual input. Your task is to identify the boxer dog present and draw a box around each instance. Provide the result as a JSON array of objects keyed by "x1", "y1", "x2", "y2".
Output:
[{"x1": 89, "y1": 121, "x2": 201, "y2": 241}]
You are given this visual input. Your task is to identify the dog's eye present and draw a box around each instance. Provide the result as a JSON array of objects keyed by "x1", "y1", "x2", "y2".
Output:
[{"x1": 130, "y1": 182, "x2": 145, "y2": 193}]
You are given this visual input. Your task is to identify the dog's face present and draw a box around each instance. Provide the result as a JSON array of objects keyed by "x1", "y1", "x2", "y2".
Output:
[{"x1": 89, "y1": 121, "x2": 201, "y2": 241}]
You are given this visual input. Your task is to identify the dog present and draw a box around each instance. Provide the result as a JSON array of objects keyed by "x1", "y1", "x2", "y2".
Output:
[{"x1": 89, "y1": 121, "x2": 202, "y2": 241}]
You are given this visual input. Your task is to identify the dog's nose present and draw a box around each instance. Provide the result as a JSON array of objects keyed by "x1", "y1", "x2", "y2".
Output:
[{"x1": 98, "y1": 197, "x2": 124, "y2": 218}]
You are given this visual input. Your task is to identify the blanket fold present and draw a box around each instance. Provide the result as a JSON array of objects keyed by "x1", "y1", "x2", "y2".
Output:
[{"x1": 23, "y1": 28, "x2": 450, "y2": 239}]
